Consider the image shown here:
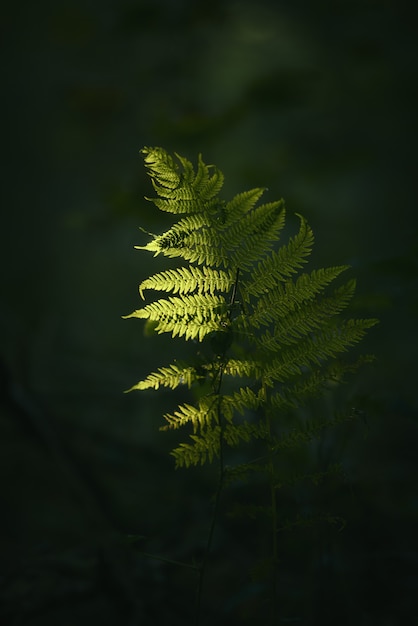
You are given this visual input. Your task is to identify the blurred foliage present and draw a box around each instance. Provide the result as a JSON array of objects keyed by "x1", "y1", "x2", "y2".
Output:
[{"x1": 1, "y1": 0, "x2": 417, "y2": 624}]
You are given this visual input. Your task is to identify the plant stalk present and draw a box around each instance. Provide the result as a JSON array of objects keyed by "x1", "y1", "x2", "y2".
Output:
[{"x1": 194, "y1": 269, "x2": 240, "y2": 625}]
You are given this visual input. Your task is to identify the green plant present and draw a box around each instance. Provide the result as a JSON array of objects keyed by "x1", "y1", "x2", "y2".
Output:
[{"x1": 124, "y1": 147, "x2": 377, "y2": 624}]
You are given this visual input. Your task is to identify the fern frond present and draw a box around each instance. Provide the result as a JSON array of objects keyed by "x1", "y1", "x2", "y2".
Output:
[
  {"x1": 264, "y1": 318, "x2": 378, "y2": 385},
  {"x1": 223, "y1": 421, "x2": 267, "y2": 446},
  {"x1": 127, "y1": 146, "x2": 377, "y2": 497},
  {"x1": 223, "y1": 202, "x2": 286, "y2": 270},
  {"x1": 165, "y1": 212, "x2": 211, "y2": 235},
  {"x1": 192, "y1": 154, "x2": 225, "y2": 200},
  {"x1": 139, "y1": 266, "x2": 235, "y2": 299},
  {"x1": 221, "y1": 386, "x2": 266, "y2": 421},
  {"x1": 141, "y1": 147, "x2": 224, "y2": 212},
  {"x1": 171, "y1": 428, "x2": 221, "y2": 467},
  {"x1": 272, "y1": 409, "x2": 359, "y2": 451},
  {"x1": 275, "y1": 463, "x2": 343, "y2": 489},
  {"x1": 270, "y1": 366, "x2": 341, "y2": 410},
  {"x1": 126, "y1": 362, "x2": 200, "y2": 392},
  {"x1": 327, "y1": 353, "x2": 376, "y2": 382},
  {"x1": 125, "y1": 146, "x2": 379, "y2": 608},
  {"x1": 257, "y1": 279, "x2": 357, "y2": 350},
  {"x1": 161, "y1": 396, "x2": 218, "y2": 433},
  {"x1": 136, "y1": 223, "x2": 229, "y2": 266},
  {"x1": 141, "y1": 147, "x2": 181, "y2": 194},
  {"x1": 244, "y1": 214, "x2": 314, "y2": 298},
  {"x1": 169, "y1": 416, "x2": 267, "y2": 466},
  {"x1": 174, "y1": 152, "x2": 196, "y2": 185},
  {"x1": 251, "y1": 265, "x2": 350, "y2": 328},
  {"x1": 223, "y1": 188, "x2": 266, "y2": 225},
  {"x1": 224, "y1": 461, "x2": 269, "y2": 486},
  {"x1": 212, "y1": 420, "x2": 270, "y2": 451},
  {"x1": 123, "y1": 293, "x2": 228, "y2": 341},
  {"x1": 221, "y1": 358, "x2": 263, "y2": 380}
]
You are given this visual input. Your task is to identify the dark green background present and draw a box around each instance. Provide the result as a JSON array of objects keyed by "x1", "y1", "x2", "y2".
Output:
[{"x1": 1, "y1": 1, "x2": 417, "y2": 624}]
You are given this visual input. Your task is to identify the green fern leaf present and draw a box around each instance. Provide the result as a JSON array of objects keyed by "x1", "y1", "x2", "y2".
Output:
[
  {"x1": 221, "y1": 386, "x2": 265, "y2": 421},
  {"x1": 161, "y1": 396, "x2": 218, "y2": 433},
  {"x1": 221, "y1": 358, "x2": 263, "y2": 380},
  {"x1": 257, "y1": 279, "x2": 357, "y2": 350},
  {"x1": 192, "y1": 154, "x2": 225, "y2": 201},
  {"x1": 272, "y1": 409, "x2": 360, "y2": 451},
  {"x1": 251, "y1": 265, "x2": 350, "y2": 329},
  {"x1": 226, "y1": 201, "x2": 286, "y2": 270},
  {"x1": 171, "y1": 428, "x2": 221, "y2": 467},
  {"x1": 244, "y1": 214, "x2": 314, "y2": 298},
  {"x1": 126, "y1": 146, "x2": 377, "y2": 488},
  {"x1": 123, "y1": 293, "x2": 229, "y2": 341},
  {"x1": 139, "y1": 266, "x2": 235, "y2": 299},
  {"x1": 136, "y1": 222, "x2": 229, "y2": 266},
  {"x1": 126, "y1": 362, "x2": 201, "y2": 392},
  {"x1": 141, "y1": 147, "x2": 181, "y2": 194},
  {"x1": 223, "y1": 187, "x2": 266, "y2": 224},
  {"x1": 141, "y1": 148, "x2": 224, "y2": 212},
  {"x1": 269, "y1": 363, "x2": 349, "y2": 410},
  {"x1": 263, "y1": 317, "x2": 378, "y2": 385}
]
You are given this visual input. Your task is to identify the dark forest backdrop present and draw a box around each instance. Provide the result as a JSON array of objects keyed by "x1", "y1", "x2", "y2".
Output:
[{"x1": 1, "y1": 1, "x2": 417, "y2": 624}]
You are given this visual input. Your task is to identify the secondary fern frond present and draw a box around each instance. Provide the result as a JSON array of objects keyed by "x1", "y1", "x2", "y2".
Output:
[
  {"x1": 263, "y1": 318, "x2": 377, "y2": 385},
  {"x1": 271, "y1": 409, "x2": 359, "y2": 451},
  {"x1": 244, "y1": 215, "x2": 314, "y2": 298},
  {"x1": 250, "y1": 265, "x2": 350, "y2": 328},
  {"x1": 226, "y1": 201, "x2": 286, "y2": 270},
  {"x1": 257, "y1": 279, "x2": 357, "y2": 350},
  {"x1": 269, "y1": 362, "x2": 353, "y2": 410}
]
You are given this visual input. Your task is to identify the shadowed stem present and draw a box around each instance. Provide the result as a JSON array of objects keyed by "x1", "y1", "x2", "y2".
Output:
[
  {"x1": 194, "y1": 425, "x2": 224, "y2": 625},
  {"x1": 266, "y1": 409, "x2": 279, "y2": 623},
  {"x1": 194, "y1": 268, "x2": 240, "y2": 625}
]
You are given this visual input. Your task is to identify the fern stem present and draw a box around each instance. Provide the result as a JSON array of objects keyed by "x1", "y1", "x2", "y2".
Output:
[
  {"x1": 194, "y1": 453, "x2": 224, "y2": 625},
  {"x1": 194, "y1": 373, "x2": 226, "y2": 626},
  {"x1": 266, "y1": 408, "x2": 279, "y2": 623},
  {"x1": 194, "y1": 269, "x2": 240, "y2": 625}
]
